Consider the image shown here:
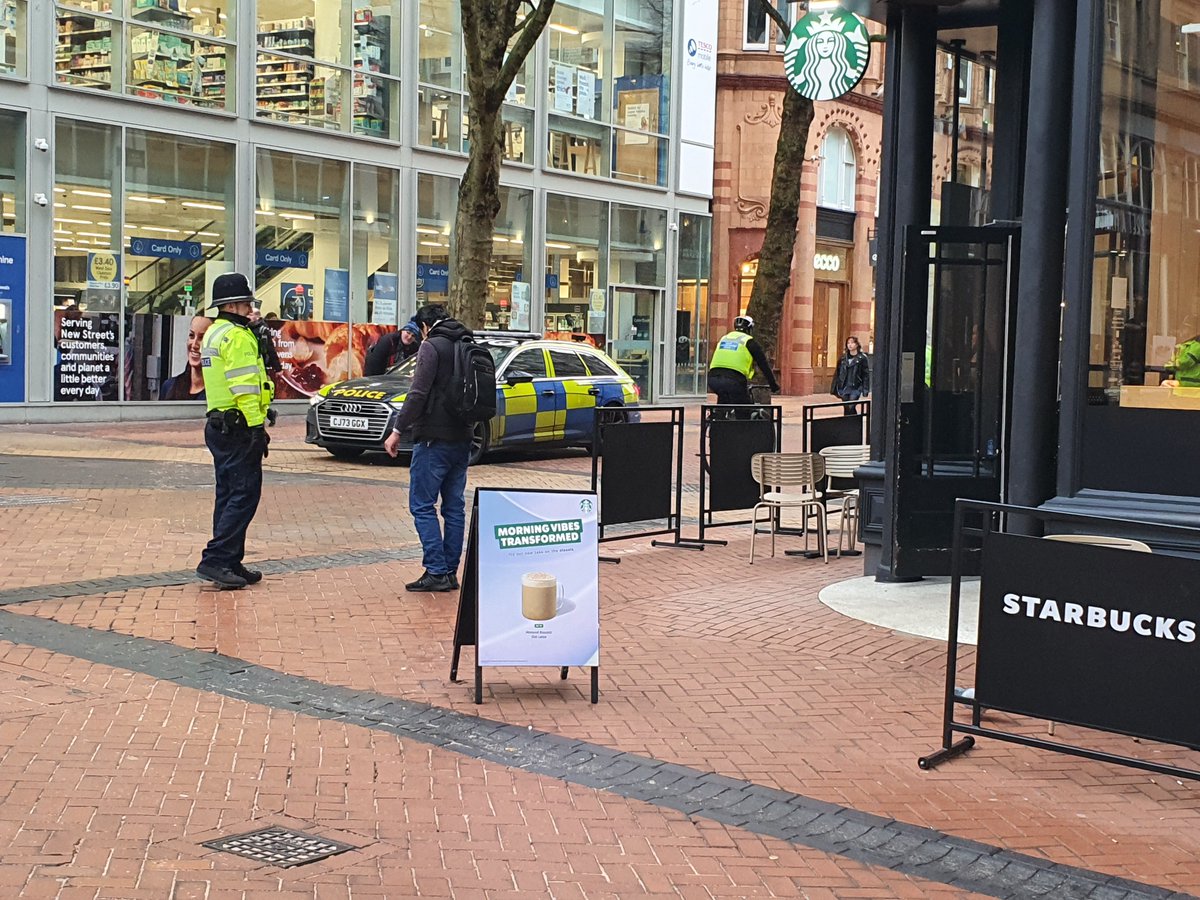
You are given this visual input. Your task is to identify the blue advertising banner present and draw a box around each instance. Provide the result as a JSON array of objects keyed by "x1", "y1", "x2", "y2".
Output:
[
  {"x1": 128, "y1": 237, "x2": 203, "y2": 260},
  {"x1": 0, "y1": 235, "x2": 27, "y2": 402},
  {"x1": 476, "y1": 489, "x2": 600, "y2": 668},
  {"x1": 372, "y1": 272, "x2": 399, "y2": 324},
  {"x1": 257, "y1": 247, "x2": 309, "y2": 269},
  {"x1": 416, "y1": 263, "x2": 449, "y2": 294},
  {"x1": 324, "y1": 268, "x2": 349, "y2": 321}
]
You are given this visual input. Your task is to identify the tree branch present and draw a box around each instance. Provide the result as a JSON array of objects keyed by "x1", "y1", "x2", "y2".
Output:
[
  {"x1": 763, "y1": 0, "x2": 791, "y2": 35},
  {"x1": 496, "y1": 0, "x2": 556, "y2": 101}
]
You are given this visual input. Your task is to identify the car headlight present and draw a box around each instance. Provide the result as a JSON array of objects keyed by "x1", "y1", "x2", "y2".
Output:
[
  {"x1": 389, "y1": 400, "x2": 405, "y2": 412},
  {"x1": 309, "y1": 395, "x2": 322, "y2": 406}
]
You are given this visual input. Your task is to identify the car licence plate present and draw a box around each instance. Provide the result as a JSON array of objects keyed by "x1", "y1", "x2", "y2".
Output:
[{"x1": 329, "y1": 415, "x2": 370, "y2": 431}]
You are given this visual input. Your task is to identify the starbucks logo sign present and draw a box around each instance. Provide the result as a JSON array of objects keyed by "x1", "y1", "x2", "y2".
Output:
[{"x1": 784, "y1": 9, "x2": 871, "y2": 102}]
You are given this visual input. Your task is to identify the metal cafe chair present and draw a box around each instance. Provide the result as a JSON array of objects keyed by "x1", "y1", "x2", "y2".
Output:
[
  {"x1": 749, "y1": 452, "x2": 827, "y2": 564},
  {"x1": 819, "y1": 443, "x2": 871, "y2": 555}
]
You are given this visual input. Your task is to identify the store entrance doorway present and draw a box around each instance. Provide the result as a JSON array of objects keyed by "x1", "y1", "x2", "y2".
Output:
[
  {"x1": 609, "y1": 285, "x2": 662, "y2": 404},
  {"x1": 892, "y1": 225, "x2": 1019, "y2": 576},
  {"x1": 812, "y1": 281, "x2": 850, "y2": 392}
]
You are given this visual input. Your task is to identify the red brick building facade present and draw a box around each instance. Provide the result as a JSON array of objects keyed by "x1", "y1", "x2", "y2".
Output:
[{"x1": 710, "y1": 4, "x2": 885, "y2": 395}]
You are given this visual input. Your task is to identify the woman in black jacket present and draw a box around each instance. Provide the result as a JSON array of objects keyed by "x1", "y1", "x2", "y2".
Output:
[{"x1": 831, "y1": 336, "x2": 870, "y2": 414}]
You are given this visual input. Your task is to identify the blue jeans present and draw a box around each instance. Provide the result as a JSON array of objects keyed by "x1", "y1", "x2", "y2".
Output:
[
  {"x1": 201, "y1": 422, "x2": 263, "y2": 568},
  {"x1": 409, "y1": 439, "x2": 471, "y2": 576}
]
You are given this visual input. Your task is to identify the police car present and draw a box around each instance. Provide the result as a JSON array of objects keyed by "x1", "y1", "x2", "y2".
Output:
[{"x1": 306, "y1": 332, "x2": 639, "y2": 464}]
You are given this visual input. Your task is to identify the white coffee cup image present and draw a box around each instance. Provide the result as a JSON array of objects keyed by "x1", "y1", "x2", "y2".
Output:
[{"x1": 521, "y1": 572, "x2": 565, "y2": 621}]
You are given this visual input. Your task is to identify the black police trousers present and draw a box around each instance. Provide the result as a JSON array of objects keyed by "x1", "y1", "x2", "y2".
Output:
[
  {"x1": 707, "y1": 370, "x2": 753, "y2": 406},
  {"x1": 200, "y1": 421, "x2": 263, "y2": 569}
]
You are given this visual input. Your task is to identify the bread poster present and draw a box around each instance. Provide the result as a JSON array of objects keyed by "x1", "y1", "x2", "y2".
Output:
[{"x1": 268, "y1": 321, "x2": 396, "y2": 398}]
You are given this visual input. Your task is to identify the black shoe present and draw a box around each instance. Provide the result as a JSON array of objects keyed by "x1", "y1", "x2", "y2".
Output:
[
  {"x1": 196, "y1": 563, "x2": 247, "y2": 589},
  {"x1": 448, "y1": 573, "x2": 459, "y2": 590},
  {"x1": 405, "y1": 571, "x2": 455, "y2": 593},
  {"x1": 233, "y1": 564, "x2": 263, "y2": 585}
]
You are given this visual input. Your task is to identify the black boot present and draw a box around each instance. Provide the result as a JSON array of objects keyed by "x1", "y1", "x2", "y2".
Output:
[
  {"x1": 405, "y1": 571, "x2": 455, "y2": 593},
  {"x1": 233, "y1": 564, "x2": 263, "y2": 584},
  {"x1": 196, "y1": 563, "x2": 247, "y2": 589}
]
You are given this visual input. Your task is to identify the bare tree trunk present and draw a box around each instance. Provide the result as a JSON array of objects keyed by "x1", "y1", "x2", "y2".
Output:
[
  {"x1": 745, "y1": 88, "x2": 815, "y2": 362},
  {"x1": 744, "y1": 1, "x2": 815, "y2": 377},
  {"x1": 450, "y1": 0, "x2": 555, "y2": 328},
  {"x1": 452, "y1": 101, "x2": 503, "y2": 328}
]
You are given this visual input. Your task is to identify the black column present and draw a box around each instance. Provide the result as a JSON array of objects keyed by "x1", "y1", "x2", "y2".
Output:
[
  {"x1": 987, "y1": 0, "x2": 1033, "y2": 223},
  {"x1": 859, "y1": 5, "x2": 937, "y2": 579},
  {"x1": 1007, "y1": 0, "x2": 1077, "y2": 515}
]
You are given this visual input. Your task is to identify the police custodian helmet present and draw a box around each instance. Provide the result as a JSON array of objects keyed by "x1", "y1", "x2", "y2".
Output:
[{"x1": 210, "y1": 273, "x2": 256, "y2": 306}]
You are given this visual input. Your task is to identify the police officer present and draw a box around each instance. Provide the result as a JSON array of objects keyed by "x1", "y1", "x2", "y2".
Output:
[
  {"x1": 707, "y1": 315, "x2": 780, "y2": 405},
  {"x1": 196, "y1": 273, "x2": 274, "y2": 589}
]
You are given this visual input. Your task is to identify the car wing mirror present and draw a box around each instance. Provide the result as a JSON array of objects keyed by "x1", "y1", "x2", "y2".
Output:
[{"x1": 505, "y1": 371, "x2": 535, "y2": 385}]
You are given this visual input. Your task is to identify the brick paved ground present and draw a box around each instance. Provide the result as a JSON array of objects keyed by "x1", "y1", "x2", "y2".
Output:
[{"x1": 1, "y1": 401, "x2": 1198, "y2": 898}]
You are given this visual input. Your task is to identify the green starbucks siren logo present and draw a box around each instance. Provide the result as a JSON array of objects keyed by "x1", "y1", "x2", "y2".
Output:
[{"x1": 784, "y1": 9, "x2": 871, "y2": 102}]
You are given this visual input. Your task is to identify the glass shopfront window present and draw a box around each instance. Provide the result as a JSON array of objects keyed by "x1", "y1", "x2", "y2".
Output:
[
  {"x1": 545, "y1": 193, "x2": 606, "y2": 343},
  {"x1": 416, "y1": 0, "x2": 528, "y2": 160},
  {"x1": 547, "y1": 0, "x2": 606, "y2": 176},
  {"x1": 416, "y1": 172, "x2": 454, "y2": 307},
  {"x1": 611, "y1": 0, "x2": 670, "y2": 186},
  {"x1": 256, "y1": 0, "x2": 400, "y2": 138},
  {"x1": 51, "y1": 120, "x2": 235, "y2": 403},
  {"x1": 125, "y1": 130, "x2": 233, "y2": 400},
  {"x1": 354, "y1": 163, "x2": 400, "y2": 325},
  {"x1": 609, "y1": 202, "x2": 665, "y2": 286},
  {"x1": 484, "y1": 186, "x2": 533, "y2": 331},
  {"x1": 674, "y1": 213, "x2": 710, "y2": 395},
  {"x1": 56, "y1": 0, "x2": 233, "y2": 109},
  {"x1": 53, "y1": 119, "x2": 122, "y2": 402},
  {"x1": 1080, "y1": 1, "x2": 1200, "y2": 496},
  {"x1": 545, "y1": 0, "x2": 669, "y2": 186},
  {"x1": 1, "y1": 109, "x2": 25, "y2": 234},
  {"x1": 255, "y1": 148, "x2": 354, "y2": 397},
  {"x1": 2, "y1": 0, "x2": 26, "y2": 76}
]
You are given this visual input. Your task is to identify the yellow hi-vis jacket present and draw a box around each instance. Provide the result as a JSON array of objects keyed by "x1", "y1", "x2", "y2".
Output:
[
  {"x1": 200, "y1": 316, "x2": 273, "y2": 427},
  {"x1": 709, "y1": 330, "x2": 756, "y2": 380}
]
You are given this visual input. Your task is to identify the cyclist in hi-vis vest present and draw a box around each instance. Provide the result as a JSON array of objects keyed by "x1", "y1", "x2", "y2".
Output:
[
  {"x1": 196, "y1": 272, "x2": 275, "y2": 590},
  {"x1": 707, "y1": 315, "x2": 780, "y2": 405}
]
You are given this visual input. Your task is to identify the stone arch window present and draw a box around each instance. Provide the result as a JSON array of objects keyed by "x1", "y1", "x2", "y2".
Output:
[{"x1": 817, "y1": 126, "x2": 857, "y2": 212}]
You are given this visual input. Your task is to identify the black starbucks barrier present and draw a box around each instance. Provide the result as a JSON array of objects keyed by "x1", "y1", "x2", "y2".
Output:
[
  {"x1": 919, "y1": 500, "x2": 1200, "y2": 781},
  {"x1": 589, "y1": 406, "x2": 700, "y2": 557},
  {"x1": 801, "y1": 398, "x2": 870, "y2": 453},
  {"x1": 696, "y1": 404, "x2": 783, "y2": 545}
]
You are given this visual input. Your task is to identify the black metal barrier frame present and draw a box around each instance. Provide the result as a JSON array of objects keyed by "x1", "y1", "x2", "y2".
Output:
[
  {"x1": 800, "y1": 398, "x2": 871, "y2": 452},
  {"x1": 589, "y1": 406, "x2": 702, "y2": 560},
  {"x1": 696, "y1": 403, "x2": 783, "y2": 546},
  {"x1": 919, "y1": 499, "x2": 1200, "y2": 782}
]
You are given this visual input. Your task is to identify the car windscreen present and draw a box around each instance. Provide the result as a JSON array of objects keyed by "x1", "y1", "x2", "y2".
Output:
[{"x1": 384, "y1": 343, "x2": 515, "y2": 387}]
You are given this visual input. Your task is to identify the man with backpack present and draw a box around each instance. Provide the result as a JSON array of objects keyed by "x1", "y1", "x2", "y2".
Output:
[{"x1": 383, "y1": 304, "x2": 495, "y2": 593}]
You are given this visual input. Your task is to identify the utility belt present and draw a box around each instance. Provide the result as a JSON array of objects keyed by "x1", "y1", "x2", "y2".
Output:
[{"x1": 206, "y1": 408, "x2": 250, "y2": 434}]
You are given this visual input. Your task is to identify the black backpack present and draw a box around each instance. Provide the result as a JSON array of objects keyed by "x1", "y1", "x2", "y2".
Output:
[{"x1": 444, "y1": 336, "x2": 497, "y2": 423}]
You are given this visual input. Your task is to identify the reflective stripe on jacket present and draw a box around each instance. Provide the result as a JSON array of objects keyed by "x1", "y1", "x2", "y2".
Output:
[
  {"x1": 200, "y1": 318, "x2": 273, "y2": 427},
  {"x1": 709, "y1": 330, "x2": 756, "y2": 380}
]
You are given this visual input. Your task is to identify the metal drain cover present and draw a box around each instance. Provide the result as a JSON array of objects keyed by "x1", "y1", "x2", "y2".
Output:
[
  {"x1": 202, "y1": 826, "x2": 356, "y2": 868},
  {"x1": 0, "y1": 495, "x2": 77, "y2": 508}
]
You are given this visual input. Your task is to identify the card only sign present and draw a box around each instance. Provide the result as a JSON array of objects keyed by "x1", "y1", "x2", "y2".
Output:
[
  {"x1": 976, "y1": 532, "x2": 1200, "y2": 749},
  {"x1": 476, "y1": 489, "x2": 599, "y2": 668}
]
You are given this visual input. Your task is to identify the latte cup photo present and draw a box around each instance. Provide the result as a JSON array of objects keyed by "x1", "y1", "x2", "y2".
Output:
[{"x1": 521, "y1": 572, "x2": 564, "y2": 621}]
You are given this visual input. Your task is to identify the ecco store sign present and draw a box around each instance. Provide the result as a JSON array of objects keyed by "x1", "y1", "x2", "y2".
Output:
[
  {"x1": 814, "y1": 252, "x2": 842, "y2": 272},
  {"x1": 975, "y1": 532, "x2": 1200, "y2": 749}
]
